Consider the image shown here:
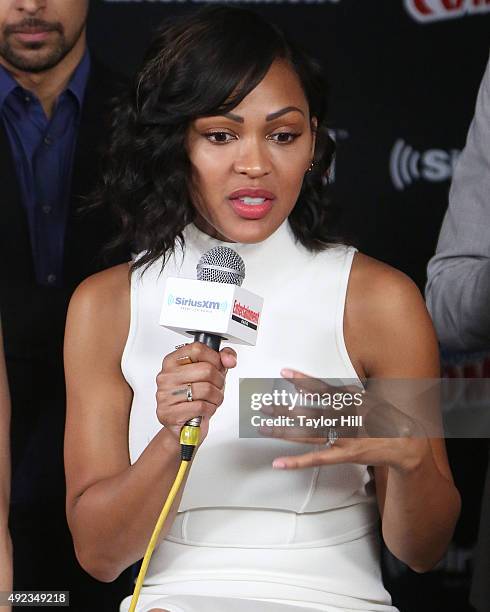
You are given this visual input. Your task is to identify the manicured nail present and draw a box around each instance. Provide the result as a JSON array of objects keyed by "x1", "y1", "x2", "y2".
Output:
[
  {"x1": 281, "y1": 368, "x2": 294, "y2": 378},
  {"x1": 272, "y1": 460, "x2": 287, "y2": 469}
]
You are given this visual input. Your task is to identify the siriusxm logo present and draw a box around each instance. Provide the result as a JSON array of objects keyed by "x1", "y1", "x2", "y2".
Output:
[
  {"x1": 167, "y1": 294, "x2": 228, "y2": 311},
  {"x1": 390, "y1": 139, "x2": 460, "y2": 191}
]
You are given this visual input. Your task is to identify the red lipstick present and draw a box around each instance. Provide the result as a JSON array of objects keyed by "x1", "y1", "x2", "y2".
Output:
[{"x1": 228, "y1": 189, "x2": 276, "y2": 220}]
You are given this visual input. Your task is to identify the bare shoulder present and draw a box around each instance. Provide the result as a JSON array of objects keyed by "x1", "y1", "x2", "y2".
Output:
[
  {"x1": 348, "y1": 252, "x2": 422, "y2": 314},
  {"x1": 344, "y1": 252, "x2": 439, "y2": 378},
  {"x1": 70, "y1": 263, "x2": 131, "y2": 315},
  {"x1": 66, "y1": 263, "x2": 131, "y2": 361},
  {"x1": 64, "y1": 264, "x2": 134, "y2": 512}
]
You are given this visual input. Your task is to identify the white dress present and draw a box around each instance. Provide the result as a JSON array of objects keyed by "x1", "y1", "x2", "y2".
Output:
[{"x1": 120, "y1": 221, "x2": 399, "y2": 612}]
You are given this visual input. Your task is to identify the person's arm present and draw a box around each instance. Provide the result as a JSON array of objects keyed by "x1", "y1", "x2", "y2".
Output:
[
  {"x1": 0, "y1": 323, "x2": 12, "y2": 608},
  {"x1": 350, "y1": 256, "x2": 460, "y2": 572},
  {"x1": 272, "y1": 254, "x2": 461, "y2": 573},
  {"x1": 64, "y1": 264, "x2": 235, "y2": 582},
  {"x1": 426, "y1": 55, "x2": 490, "y2": 351}
]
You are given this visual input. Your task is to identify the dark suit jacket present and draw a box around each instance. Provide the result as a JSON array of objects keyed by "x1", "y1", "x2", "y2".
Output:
[{"x1": 0, "y1": 59, "x2": 129, "y2": 509}]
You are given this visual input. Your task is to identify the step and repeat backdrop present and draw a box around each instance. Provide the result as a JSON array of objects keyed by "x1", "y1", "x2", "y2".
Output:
[
  {"x1": 88, "y1": 2, "x2": 490, "y2": 610},
  {"x1": 89, "y1": 0, "x2": 490, "y2": 290}
]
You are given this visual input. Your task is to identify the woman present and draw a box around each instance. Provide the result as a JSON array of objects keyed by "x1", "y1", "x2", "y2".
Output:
[
  {"x1": 0, "y1": 323, "x2": 12, "y2": 612},
  {"x1": 64, "y1": 7, "x2": 460, "y2": 612}
]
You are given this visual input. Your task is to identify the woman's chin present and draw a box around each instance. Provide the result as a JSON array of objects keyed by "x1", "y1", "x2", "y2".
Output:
[{"x1": 214, "y1": 213, "x2": 286, "y2": 244}]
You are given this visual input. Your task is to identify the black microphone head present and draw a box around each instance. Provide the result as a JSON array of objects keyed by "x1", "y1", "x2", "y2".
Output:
[{"x1": 196, "y1": 246, "x2": 245, "y2": 286}]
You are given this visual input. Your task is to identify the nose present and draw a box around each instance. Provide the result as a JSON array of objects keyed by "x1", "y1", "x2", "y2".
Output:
[
  {"x1": 233, "y1": 137, "x2": 271, "y2": 178},
  {"x1": 14, "y1": 0, "x2": 47, "y2": 14}
]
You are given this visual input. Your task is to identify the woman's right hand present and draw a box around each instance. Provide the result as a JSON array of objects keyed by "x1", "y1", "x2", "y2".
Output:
[{"x1": 156, "y1": 342, "x2": 237, "y2": 445}]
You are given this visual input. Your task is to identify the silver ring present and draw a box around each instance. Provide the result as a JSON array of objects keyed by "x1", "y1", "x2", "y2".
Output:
[
  {"x1": 186, "y1": 383, "x2": 193, "y2": 402},
  {"x1": 325, "y1": 427, "x2": 339, "y2": 448}
]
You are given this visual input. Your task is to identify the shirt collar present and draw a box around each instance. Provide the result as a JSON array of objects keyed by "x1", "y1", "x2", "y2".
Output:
[
  {"x1": 0, "y1": 63, "x2": 19, "y2": 111},
  {"x1": 0, "y1": 49, "x2": 91, "y2": 112},
  {"x1": 66, "y1": 48, "x2": 91, "y2": 109}
]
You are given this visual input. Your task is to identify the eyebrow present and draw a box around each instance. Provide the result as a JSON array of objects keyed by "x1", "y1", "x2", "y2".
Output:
[{"x1": 222, "y1": 106, "x2": 305, "y2": 123}]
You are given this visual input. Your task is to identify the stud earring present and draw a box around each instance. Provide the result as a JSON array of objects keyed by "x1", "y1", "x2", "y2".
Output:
[{"x1": 307, "y1": 160, "x2": 315, "y2": 173}]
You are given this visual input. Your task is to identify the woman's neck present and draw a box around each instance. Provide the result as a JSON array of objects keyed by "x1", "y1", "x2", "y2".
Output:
[{"x1": 193, "y1": 214, "x2": 236, "y2": 243}]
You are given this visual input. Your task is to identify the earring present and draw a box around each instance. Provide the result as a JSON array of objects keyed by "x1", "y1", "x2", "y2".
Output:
[{"x1": 307, "y1": 160, "x2": 315, "y2": 173}]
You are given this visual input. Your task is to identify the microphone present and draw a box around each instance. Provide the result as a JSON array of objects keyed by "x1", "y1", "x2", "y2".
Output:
[
  {"x1": 160, "y1": 247, "x2": 263, "y2": 348},
  {"x1": 194, "y1": 246, "x2": 245, "y2": 351},
  {"x1": 160, "y1": 246, "x2": 263, "y2": 459}
]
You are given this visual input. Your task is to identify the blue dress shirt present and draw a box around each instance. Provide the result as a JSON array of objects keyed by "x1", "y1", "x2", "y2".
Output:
[{"x1": 0, "y1": 51, "x2": 90, "y2": 287}]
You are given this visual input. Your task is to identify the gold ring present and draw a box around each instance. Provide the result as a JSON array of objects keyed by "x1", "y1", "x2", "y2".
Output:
[
  {"x1": 177, "y1": 355, "x2": 193, "y2": 366},
  {"x1": 186, "y1": 383, "x2": 193, "y2": 402}
]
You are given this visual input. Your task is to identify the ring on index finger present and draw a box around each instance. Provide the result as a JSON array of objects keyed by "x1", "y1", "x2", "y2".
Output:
[
  {"x1": 186, "y1": 383, "x2": 193, "y2": 402},
  {"x1": 177, "y1": 355, "x2": 194, "y2": 366},
  {"x1": 324, "y1": 427, "x2": 339, "y2": 448}
]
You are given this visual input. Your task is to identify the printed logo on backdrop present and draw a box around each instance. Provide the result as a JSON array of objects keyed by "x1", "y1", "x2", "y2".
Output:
[
  {"x1": 390, "y1": 139, "x2": 460, "y2": 191},
  {"x1": 405, "y1": 0, "x2": 490, "y2": 23},
  {"x1": 104, "y1": 0, "x2": 340, "y2": 4}
]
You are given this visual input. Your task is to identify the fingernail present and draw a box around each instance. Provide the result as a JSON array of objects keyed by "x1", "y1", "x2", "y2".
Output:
[
  {"x1": 227, "y1": 355, "x2": 237, "y2": 367},
  {"x1": 281, "y1": 368, "x2": 294, "y2": 378},
  {"x1": 272, "y1": 460, "x2": 287, "y2": 469}
]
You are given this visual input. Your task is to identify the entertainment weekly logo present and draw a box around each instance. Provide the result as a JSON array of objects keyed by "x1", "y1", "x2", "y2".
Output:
[
  {"x1": 233, "y1": 301, "x2": 260, "y2": 325},
  {"x1": 390, "y1": 139, "x2": 461, "y2": 191},
  {"x1": 404, "y1": 0, "x2": 490, "y2": 23}
]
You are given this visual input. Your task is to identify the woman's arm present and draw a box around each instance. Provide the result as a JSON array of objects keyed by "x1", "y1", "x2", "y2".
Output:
[
  {"x1": 346, "y1": 253, "x2": 461, "y2": 572},
  {"x1": 0, "y1": 322, "x2": 12, "y2": 606},
  {"x1": 64, "y1": 264, "x2": 235, "y2": 582},
  {"x1": 270, "y1": 254, "x2": 460, "y2": 573},
  {"x1": 65, "y1": 264, "x2": 182, "y2": 582}
]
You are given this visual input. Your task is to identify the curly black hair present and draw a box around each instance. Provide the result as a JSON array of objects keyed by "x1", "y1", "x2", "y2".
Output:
[{"x1": 93, "y1": 5, "x2": 338, "y2": 273}]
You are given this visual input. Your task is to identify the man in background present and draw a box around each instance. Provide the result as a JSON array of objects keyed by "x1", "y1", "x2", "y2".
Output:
[
  {"x1": 0, "y1": 1, "x2": 131, "y2": 609},
  {"x1": 0, "y1": 323, "x2": 12, "y2": 611},
  {"x1": 426, "y1": 56, "x2": 490, "y2": 612}
]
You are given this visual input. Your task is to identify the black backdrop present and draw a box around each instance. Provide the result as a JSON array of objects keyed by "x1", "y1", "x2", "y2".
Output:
[
  {"x1": 88, "y1": 0, "x2": 490, "y2": 290},
  {"x1": 87, "y1": 2, "x2": 490, "y2": 610}
]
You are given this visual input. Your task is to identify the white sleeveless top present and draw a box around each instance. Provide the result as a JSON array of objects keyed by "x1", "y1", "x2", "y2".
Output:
[
  {"x1": 123, "y1": 220, "x2": 378, "y2": 534},
  {"x1": 121, "y1": 221, "x2": 397, "y2": 611}
]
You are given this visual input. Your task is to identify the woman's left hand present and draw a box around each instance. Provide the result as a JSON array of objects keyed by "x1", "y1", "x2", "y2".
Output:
[{"x1": 261, "y1": 369, "x2": 432, "y2": 473}]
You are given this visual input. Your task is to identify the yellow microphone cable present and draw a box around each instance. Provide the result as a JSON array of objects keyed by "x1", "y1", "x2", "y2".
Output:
[{"x1": 127, "y1": 420, "x2": 200, "y2": 612}]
